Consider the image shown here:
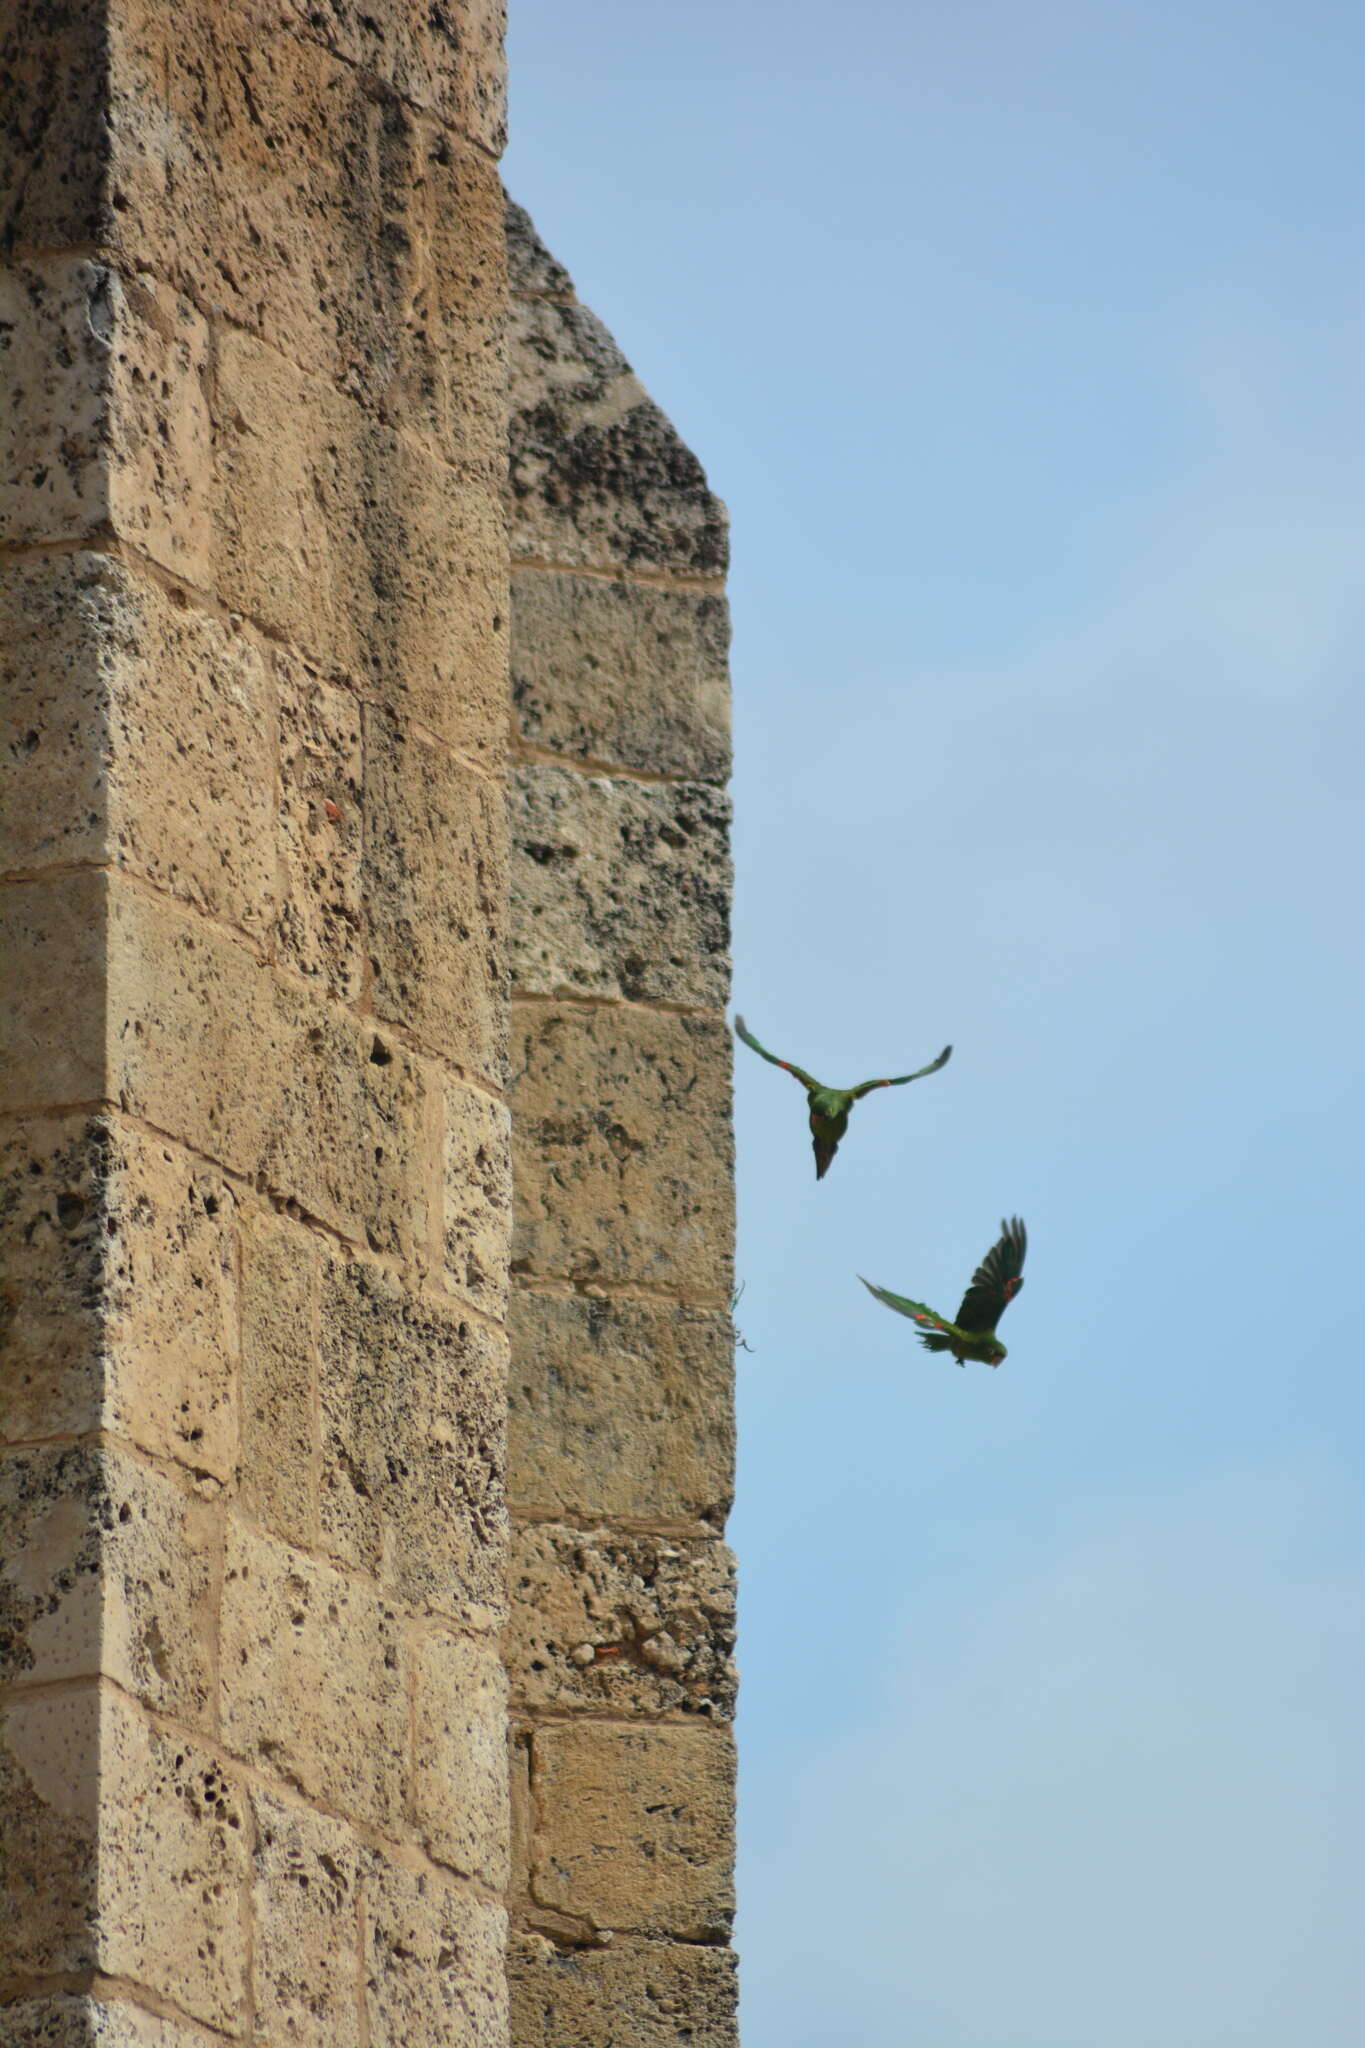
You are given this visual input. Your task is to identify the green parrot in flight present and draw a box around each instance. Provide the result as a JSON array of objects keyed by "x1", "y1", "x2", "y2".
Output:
[
  {"x1": 860, "y1": 1215, "x2": 1027, "y2": 1366},
  {"x1": 733, "y1": 1014, "x2": 952, "y2": 1180}
]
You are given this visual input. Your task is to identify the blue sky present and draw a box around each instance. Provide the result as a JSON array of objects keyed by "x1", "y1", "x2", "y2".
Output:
[{"x1": 505, "y1": 5, "x2": 1365, "y2": 2041}]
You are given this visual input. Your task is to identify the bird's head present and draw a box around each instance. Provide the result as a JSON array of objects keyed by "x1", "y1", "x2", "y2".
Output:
[{"x1": 986, "y1": 1341, "x2": 1007, "y2": 1368}]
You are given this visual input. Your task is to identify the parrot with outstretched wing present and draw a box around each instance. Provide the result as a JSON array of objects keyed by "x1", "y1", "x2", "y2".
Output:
[
  {"x1": 860, "y1": 1216, "x2": 1027, "y2": 1366},
  {"x1": 734, "y1": 1014, "x2": 951, "y2": 1180}
]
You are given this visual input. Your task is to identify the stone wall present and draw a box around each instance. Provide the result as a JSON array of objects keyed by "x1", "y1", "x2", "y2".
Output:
[
  {"x1": 502, "y1": 204, "x2": 739, "y2": 2048},
  {"x1": 0, "y1": 1, "x2": 513, "y2": 2042}
]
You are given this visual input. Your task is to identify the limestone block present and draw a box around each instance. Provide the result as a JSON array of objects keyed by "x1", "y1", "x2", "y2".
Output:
[
  {"x1": 101, "y1": 880, "x2": 430, "y2": 1258},
  {"x1": 274, "y1": 652, "x2": 364, "y2": 1000},
  {"x1": 511, "y1": 569, "x2": 731, "y2": 781},
  {"x1": 0, "y1": 1997, "x2": 213, "y2": 2047},
  {"x1": 443, "y1": 1080, "x2": 512, "y2": 1319},
  {"x1": 509, "y1": 763, "x2": 730, "y2": 1007},
  {"x1": 0, "y1": 260, "x2": 210, "y2": 578},
  {"x1": 507, "y1": 1292, "x2": 734, "y2": 1525},
  {"x1": 364, "y1": 1855, "x2": 508, "y2": 2048},
  {"x1": 219, "y1": 1521, "x2": 407, "y2": 1830},
  {"x1": 508, "y1": 272, "x2": 727, "y2": 580},
  {"x1": 363, "y1": 709, "x2": 507, "y2": 1079},
  {"x1": 530, "y1": 1723, "x2": 734, "y2": 1940},
  {"x1": 238, "y1": 1213, "x2": 318, "y2": 1548},
  {"x1": 0, "y1": 1685, "x2": 248, "y2": 2027},
  {"x1": 0, "y1": 0, "x2": 109, "y2": 254},
  {"x1": 318, "y1": 1257, "x2": 506, "y2": 1624},
  {"x1": 0, "y1": 873, "x2": 107, "y2": 1110},
  {"x1": 251, "y1": 1791, "x2": 362, "y2": 2048},
  {"x1": 212, "y1": 326, "x2": 507, "y2": 765},
  {"x1": 506, "y1": 1526, "x2": 736, "y2": 1722},
  {"x1": 285, "y1": 0, "x2": 507, "y2": 149},
  {"x1": 0, "y1": 1441, "x2": 216, "y2": 1724},
  {"x1": 411, "y1": 1631, "x2": 509, "y2": 1886},
  {"x1": 509, "y1": 1006, "x2": 733, "y2": 1295},
  {"x1": 508, "y1": 1934, "x2": 738, "y2": 2048},
  {"x1": 0, "y1": 556, "x2": 274, "y2": 934},
  {"x1": 0, "y1": 1116, "x2": 238, "y2": 1481}
]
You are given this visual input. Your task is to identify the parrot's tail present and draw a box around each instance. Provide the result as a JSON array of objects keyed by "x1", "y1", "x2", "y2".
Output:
[{"x1": 917, "y1": 1330, "x2": 956, "y2": 1353}]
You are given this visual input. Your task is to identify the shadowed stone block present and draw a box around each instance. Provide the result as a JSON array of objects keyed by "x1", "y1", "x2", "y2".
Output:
[
  {"x1": 530, "y1": 1723, "x2": 734, "y2": 1940},
  {"x1": 507, "y1": 1291, "x2": 733, "y2": 1525},
  {"x1": 507, "y1": 1525, "x2": 737, "y2": 1720},
  {"x1": 252, "y1": 1791, "x2": 363, "y2": 2048},
  {"x1": 0, "y1": 1997, "x2": 214, "y2": 2046},
  {"x1": 364, "y1": 1855, "x2": 508, "y2": 2048},
  {"x1": 219, "y1": 1521, "x2": 407, "y2": 1830},
  {"x1": 318, "y1": 1256, "x2": 507, "y2": 1624},
  {"x1": 511, "y1": 570, "x2": 731, "y2": 781},
  {"x1": 275, "y1": 651, "x2": 364, "y2": 1000},
  {"x1": 510, "y1": 1005, "x2": 733, "y2": 1295},
  {"x1": 508, "y1": 1935, "x2": 738, "y2": 2048},
  {"x1": 509, "y1": 764, "x2": 730, "y2": 1007},
  {"x1": 0, "y1": 1441, "x2": 216, "y2": 1724}
]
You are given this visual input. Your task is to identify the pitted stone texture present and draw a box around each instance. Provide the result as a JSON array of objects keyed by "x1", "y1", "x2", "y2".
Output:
[
  {"x1": 505, "y1": 198, "x2": 574, "y2": 298},
  {"x1": 0, "y1": 1997, "x2": 214, "y2": 2047},
  {"x1": 443, "y1": 1081, "x2": 512, "y2": 1319},
  {"x1": 0, "y1": 555, "x2": 274, "y2": 932},
  {"x1": 0, "y1": 0, "x2": 110, "y2": 256},
  {"x1": 507, "y1": 1526, "x2": 736, "y2": 1721},
  {"x1": 0, "y1": 1116, "x2": 238, "y2": 1479},
  {"x1": 284, "y1": 0, "x2": 507, "y2": 150},
  {"x1": 318, "y1": 1257, "x2": 506, "y2": 1623},
  {"x1": 0, "y1": 260, "x2": 210, "y2": 577},
  {"x1": 510, "y1": 1006, "x2": 733, "y2": 1295},
  {"x1": 100, "y1": 880, "x2": 431, "y2": 1259},
  {"x1": 275, "y1": 653, "x2": 364, "y2": 1001},
  {"x1": 507, "y1": 225, "x2": 727, "y2": 579},
  {"x1": 508, "y1": 1292, "x2": 733, "y2": 1525},
  {"x1": 0, "y1": 874, "x2": 107, "y2": 1110},
  {"x1": 364, "y1": 1855, "x2": 508, "y2": 2048},
  {"x1": 251, "y1": 1791, "x2": 362, "y2": 2048},
  {"x1": 239, "y1": 1212, "x2": 318, "y2": 1549},
  {"x1": 511, "y1": 571, "x2": 730, "y2": 781},
  {"x1": 510, "y1": 764, "x2": 730, "y2": 1007},
  {"x1": 0, "y1": 1442, "x2": 216, "y2": 1723},
  {"x1": 508, "y1": 1935, "x2": 738, "y2": 2048},
  {"x1": 530, "y1": 1723, "x2": 734, "y2": 1940},
  {"x1": 220, "y1": 1521, "x2": 407, "y2": 1830},
  {"x1": 213, "y1": 326, "x2": 507, "y2": 766},
  {"x1": 411, "y1": 1631, "x2": 509, "y2": 1886},
  {"x1": 364, "y1": 710, "x2": 507, "y2": 1079},
  {"x1": 0, "y1": 1686, "x2": 248, "y2": 2027}
]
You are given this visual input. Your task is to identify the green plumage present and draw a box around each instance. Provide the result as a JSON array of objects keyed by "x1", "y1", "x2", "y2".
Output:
[
  {"x1": 860, "y1": 1216, "x2": 1027, "y2": 1367},
  {"x1": 733, "y1": 1015, "x2": 951, "y2": 1179}
]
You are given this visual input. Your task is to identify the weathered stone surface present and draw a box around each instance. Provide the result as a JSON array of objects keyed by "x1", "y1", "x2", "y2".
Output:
[
  {"x1": 510, "y1": 1005, "x2": 733, "y2": 1295},
  {"x1": 0, "y1": 555, "x2": 274, "y2": 932},
  {"x1": 219, "y1": 1521, "x2": 407, "y2": 1830},
  {"x1": 507, "y1": 1526, "x2": 736, "y2": 1721},
  {"x1": 102, "y1": 880, "x2": 430, "y2": 1258},
  {"x1": 318, "y1": 1256, "x2": 506, "y2": 1623},
  {"x1": 275, "y1": 652, "x2": 364, "y2": 1000},
  {"x1": 530, "y1": 1723, "x2": 734, "y2": 1940},
  {"x1": 509, "y1": 763, "x2": 730, "y2": 1007},
  {"x1": 0, "y1": 1442, "x2": 216, "y2": 1723},
  {"x1": 0, "y1": 873, "x2": 107, "y2": 1110},
  {"x1": 511, "y1": 570, "x2": 730, "y2": 781},
  {"x1": 364, "y1": 1855, "x2": 508, "y2": 2048},
  {"x1": 411, "y1": 1631, "x2": 509, "y2": 1886},
  {"x1": 238, "y1": 1212, "x2": 317, "y2": 1548},
  {"x1": 0, "y1": 1686, "x2": 248, "y2": 2027},
  {"x1": 443, "y1": 1081, "x2": 511, "y2": 1319},
  {"x1": 0, "y1": 0, "x2": 110, "y2": 256},
  {"x1": 0, "y1": 1116, "x2": 239, "y2": 1479},
  {"x1": 0, "y1": 260, "x2": 210, "y2": 577},
  {"x1": 508, "y1": 1291, "x2": 733, "y2": 1525},
  {"x1": 251, "y1": 1790, "x2": 362, "y2": 2048},
  {"x1": 213, "y1": 326, "x2": 507, "y2": 765},
  {"x1": 508, "y1": 1934, "x2": 738, "y2": 2048},
  {"x1": 507, "y1": 227, "x2": 727, "y2": 579},
  {"x1": 505, "y1": 197, "x2": 574, "y2": 298},
  {"x1": 0, "y1": 1996, "x2": 214, "y2": 2047},
  {"x1": 284, "y1": 0, "x2": 507, "y2": 151},
  {"x1": 364, "y1": 709, "x2": 507, "y2": 1078}
]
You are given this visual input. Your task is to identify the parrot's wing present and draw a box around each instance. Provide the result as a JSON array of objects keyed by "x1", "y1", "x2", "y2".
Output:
[
  {"x1": 733, "y1": 1015, "x2": 821, "y2": 1090},
  {"x1": 849, "y1": 1045, "x2": 952, "y2": 1099},
  {"x1": 859, "y1": 1278, "x2": 954, "y2": 1331},
  {"x1": 954, "y1": 1215, "x2": 1027, "y2": 1331}
]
